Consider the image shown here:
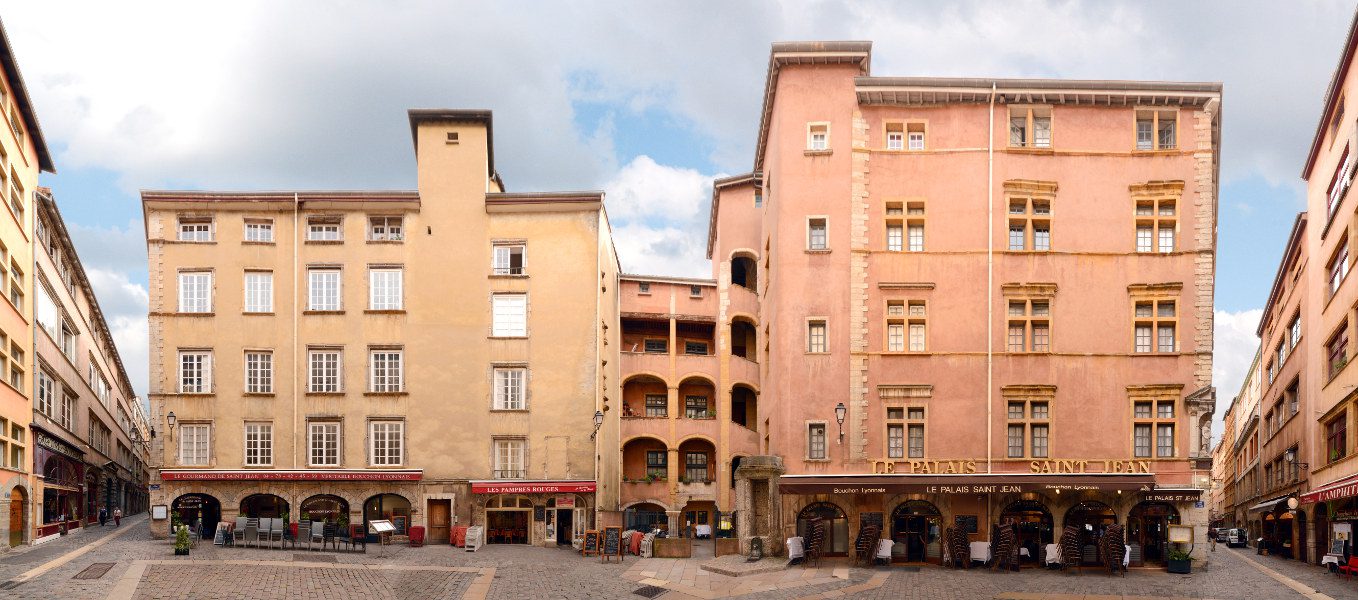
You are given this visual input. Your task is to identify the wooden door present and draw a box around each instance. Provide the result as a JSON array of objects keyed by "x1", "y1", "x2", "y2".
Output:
[
  {"x1": 427, "y1": 500, "x2": 451, "y2": 544},
  {"x1": 9, "y1": 489, "x2": 22, "y2": 547}
]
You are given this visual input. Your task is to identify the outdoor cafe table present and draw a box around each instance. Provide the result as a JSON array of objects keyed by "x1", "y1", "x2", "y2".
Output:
[{"x1": 970, "y1": 541, "x2": 991, "y2": 563}]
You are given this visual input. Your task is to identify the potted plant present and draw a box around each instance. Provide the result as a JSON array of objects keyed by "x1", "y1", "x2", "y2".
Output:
[
  {"x1": 1166, "y1": 547, "x2": 1192, "y2": 574},
  {"x1": 174, "y1": 525, "x2": 191, "y2": 556}
]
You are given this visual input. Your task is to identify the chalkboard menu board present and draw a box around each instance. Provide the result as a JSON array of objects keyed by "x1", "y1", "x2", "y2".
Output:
[
  {"x1": 954, "y1": 515, "x2": 978, "y2": 534},
  {"x1": 602, "y1": 526, "x2": 624, "y2": 562},
  {"x1": 213, "y1": 522, "x2": 228, "y2": 546},
  {"x1": 582, "y1": 530, "x2": 600, "y2": 556},
  {"x1": 859, "y1": 512, "x2": 883, "y2": 532},
  {"x1": 534, "y1": 505, "x2": 545, "y2": 522}
]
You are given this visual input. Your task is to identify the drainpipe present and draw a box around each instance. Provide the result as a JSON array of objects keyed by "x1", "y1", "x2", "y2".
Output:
[
  {"x1": 986, "y1": 83, "x2": 996, "y2": 475},
  {"x1": 292, "y1": 193, "x2": 299, "y2": 468}
]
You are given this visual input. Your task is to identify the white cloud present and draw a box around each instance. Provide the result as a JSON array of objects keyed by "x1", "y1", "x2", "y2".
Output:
[
  {"x1": 603, "y1": 156, "x2": 715, "y2": 224},
  {"x1": 612, "y1": 222, "x2": 711, "y2": 278},
  {"x1": 83, "y1": 268, "x2": 149, "y2": 404},
  {"x1": 1212, "y1": 308, "x2": 1263, "y2": 444}
]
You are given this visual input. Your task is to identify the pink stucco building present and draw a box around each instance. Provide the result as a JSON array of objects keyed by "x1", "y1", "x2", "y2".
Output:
[{"x1": 616, "y1": 41, "x2": 1221, "y2": 565}]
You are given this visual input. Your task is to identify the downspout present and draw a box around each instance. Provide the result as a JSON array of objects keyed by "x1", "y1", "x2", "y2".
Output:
[
  {"x1": 292, "y1": 193, "x2": 299, "y2": 468},
  {"x1": 986, "y1": 83, "x2": 996, "y2": 474}
]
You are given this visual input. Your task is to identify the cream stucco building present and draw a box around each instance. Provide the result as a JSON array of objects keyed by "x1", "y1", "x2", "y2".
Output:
[{"x1": 144, "y1": 110, "x2": 621, "y2": 545}]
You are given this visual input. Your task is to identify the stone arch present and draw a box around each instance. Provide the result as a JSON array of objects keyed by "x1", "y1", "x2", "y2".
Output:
[
  {"x1": 622, "y1": 434, "x2": 672, "y2": 449},
  {"x1": 623, "y1": 372, "x2": 672, "y2": 387},
  {"x1": 729, "y1": 314, "x2": 758, "y2": 360},
  {"x1": 676, "y1": 373, "x2": 717, "y2": 388},
  {"x1": 676, "y1": 434, "x2": 718, "y2": 447},
  {"x1": 727, "y1": 248, "x2": 759, "y2": 263},
  {"x1": 621, "y1": 499, "x2": 672, "y2": 512},
  {"x1": 729, "y1": 249, "x2": 759, "y2": 291}
]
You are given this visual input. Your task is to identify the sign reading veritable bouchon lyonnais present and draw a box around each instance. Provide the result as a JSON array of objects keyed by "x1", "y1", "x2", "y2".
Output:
[{"x1": 160, "y1": 470, "x2": 423, "y2": 481}]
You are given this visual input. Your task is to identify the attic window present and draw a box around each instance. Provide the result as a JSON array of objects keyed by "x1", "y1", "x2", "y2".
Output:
[{"x1": 446, "y1": 131, "x2": 460, "y2": 145}]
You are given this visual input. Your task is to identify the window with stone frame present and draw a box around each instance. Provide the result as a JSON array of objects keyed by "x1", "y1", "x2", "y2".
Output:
[
  {"x1": 1135, "y1": 109, "x2": 1177, "y2": 151},
  {"x1": 1003, "y1": 386, "x2": 1052, "y2": 458},
  {"x1": 1132, "y1": 181, "x2": 1182, "y2": 253},
  {"x1": 1130, "y1": 388, "x2": 1178, "y2": 458}
]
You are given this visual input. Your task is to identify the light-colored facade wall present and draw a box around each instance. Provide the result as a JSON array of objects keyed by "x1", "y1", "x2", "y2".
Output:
[{"x1": 145, "y1": 113, "x2": 619, "y2": 545}]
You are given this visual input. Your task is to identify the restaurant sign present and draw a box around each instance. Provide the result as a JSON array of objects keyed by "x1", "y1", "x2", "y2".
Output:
[
  {"x1": 1300, "y1": 473, "x2": 1358, "y2": 504},
  {"x1": 471, "y1": 481, "x2": 597, "y2": 494},
  {"x1": 161, "y1": 470, "x2": 423, "y2": 482},
  {"x1": 779, "y1": 473, "x2": 1155, "y2": 495},
  {"x1": 870, "y1": 459, "x2": 1154, "y2": 475}
]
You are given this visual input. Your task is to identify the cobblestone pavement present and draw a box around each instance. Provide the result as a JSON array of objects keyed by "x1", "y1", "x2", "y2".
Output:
[{"x1": 2, "y1": 522, "x2": 1351, "y2": 600}]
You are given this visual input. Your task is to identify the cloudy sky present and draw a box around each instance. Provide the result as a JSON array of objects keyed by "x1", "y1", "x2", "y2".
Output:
[{"x1": 6, "y1": 1, "x2": 1354, "y2": 439}]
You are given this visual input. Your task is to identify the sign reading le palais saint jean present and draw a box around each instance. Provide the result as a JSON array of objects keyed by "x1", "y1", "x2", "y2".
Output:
[{"x1": 869, "y1": 458, "x2": 1155, "y2": 475}]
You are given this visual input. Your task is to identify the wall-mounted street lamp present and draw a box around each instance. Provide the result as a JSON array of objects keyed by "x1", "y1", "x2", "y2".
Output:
[
  {"x1": 590, "y1": 410, "x2": 604, "y2": 441},
  {"x1": 166, "y1": 411, "x2": 177, "y2": 441},
  {"x1": 1284, "y1": 447, "x2": 1308, "y2": 472},
  {"x1": 834, "y1": 402, "x2": 847, "y2": 443}
]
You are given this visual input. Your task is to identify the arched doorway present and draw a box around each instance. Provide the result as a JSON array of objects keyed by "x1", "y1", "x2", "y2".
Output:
[
  {"x1": 890, "y1": 500, "x2": 942, "y2": 563},
  {"x1": 300, "y1": 495, "x2": 349, "y2": 525},
  {"x1": 9, "y1": 487, "x2": 26, "y2": 547},
  {"x1": 1000, "y1": 500, "x2": 1053, "y2": 565},
  {"x1": 239, "y1": 494, "x2": 290, "y2": 519},
  {"x1": 1275, "y1": 508, "x2": 1296, "y2": 558},
  {"x1": 484, "y1": 495, "x2": 531, "y2": 544},
  {"x1": 796, "y1": 502, "x2": 849, "y2": 557},
  {"x1": 1315, "y1": 508, "x2": 1329, "y2": 565},
  {"x1": 1129, "y1": 501, "x2": 1180, "y2": 564},
  {"x1": 1064, "y1": 501, "x2": 1117, "y2": 564},
  {"x1": 1297, "y1": 509, "x2": 1308, "y2": 563},
  {"x1": 545, "y1": 494, "x2": 590, "y2": 546},
  {"x1": 363, "y1": 494, "x2": 411, "y2": 542},
  {"x1": 623, "y1": 502, "x2": 668, "y2": 533},
  {"x1": 731, "y1": 254, "x2": 757, "y2": 291},
  {"x1": 171, "y1": 493, "x2": 221, "y2": 536}
]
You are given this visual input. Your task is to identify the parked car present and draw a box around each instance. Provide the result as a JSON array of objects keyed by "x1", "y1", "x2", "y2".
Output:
[{"x1": 1226, "y1": 528, "x2": 1249, "y2": 547}]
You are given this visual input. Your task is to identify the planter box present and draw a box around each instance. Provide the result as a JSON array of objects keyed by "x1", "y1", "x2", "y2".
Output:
[
  {"x1": 652, "y1": 537, "x2": 692, "y2": 558},
  {"x1": 1166, "y1": 558, "x2": 1191, "y2": 574},
  {"x1": 714, "y1": 538, "x2": 740, "y2": 557},
  {"x1": 174, "y1": 548, "x2": 190, "y2": 556}
]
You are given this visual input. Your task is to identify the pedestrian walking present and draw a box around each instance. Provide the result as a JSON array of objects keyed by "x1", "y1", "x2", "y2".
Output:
[
  {"x1": 98, "y1": 507, "x2": 107, "y2": 527},
  {"x1": 1210, "y1": 534, "x2": 1216, "y2": 552},
  {"x1": 114, "y1": 507, "x2": 122, "y2": 527}
]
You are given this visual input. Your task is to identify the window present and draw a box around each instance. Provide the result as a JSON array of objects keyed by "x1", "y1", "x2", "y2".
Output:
[
  {"x1": 492, "y1": 294, "x2": 527, "y2": 336},
  {"x1": 1328, "y1": 145, "x2": 1353, "y2": 218},
  {"x1": 908, "y1": 223, "x2": 924, "y2": 252},
  {"x1": 303, "y1": 268, "x2": 341, "y2": 312},
  {"x1": 8, "y1": 262, "x2": 20, "y2": 310},
  {"x1": 370, "y1": 421, "x2": 404, "y2": 466},
  {"x1": 685, "y1": 451, "x2": 709, "y2": 481},
  {"x1": 1133, "y1": 299, "x2": 1177, "y2": 353},
  {"x1": 1009, "y1": 107, "x2": 1052, "y2": 148},
  {"x1": 1133, "y1": 188, "x2": 1178, "y2": 253},
  {"x1": 1006, "y1": 193, "x2": 1052, "y2": 251},
  {"x1": 685, "y1": 396, "x2": 710, "y2": 419},
  {"x1": 807, "y1": 320, "x2": 827, "y2": 353},
  {"x1": 886, "y1": 124, "x2": 904, "y2": 150},
  {"x1": 1133, "y1": 399, "x2": 1177, "y2": 457},
  {"x1": 1329, "y1": 324, "x2": 1350, "y2": 379},
  {"x1": 1290, "y1": 314, "x2": 1302, "y2": 350},
  {"x1": 243, "y1": 271, "x2": 272, "y2": 313},
  {"x1": 1007, "y1": 299, "x2": 1051, "y2": 353},
  {"x1": 887, "y1": 223, "x2": 903, "y2": 252},
  {"x1": 36, "y1": 370, "x2": 54, "y2": 418},
  {"x1": 178, "y1": 271, "x2": 212, "y2": 313},
  {"x1": 244, "y1": 423, "x2": 272, "y2": 466},
  {"x1": 887, "y1": 423, "x2": 904, "y2": 458},
  {"x1": 1136, "y1": 110, "x2": 1177, "y2": 150},
  {"x1": 643, "y1": 339, "x2": 667, "y2": 354},
  {"x1": 368, "y1": 216, "x2": 404, "y2": 241},
  {"x1": 492, "y1": 367, "x2": 525, "y2": 410},
  {"x1": 807, "y1": 218, "x2": 828, "y2": 250},
  {"x1": 178, "y1": 351, "x2": 212, "y2": 393},
  {"x1": 307, "y1": 349, "x2": 341, "y2": 393},
  {"x1": 690, "y1": 285, "x2": 702, "y2": 298},
  {"x1": 308, "y1": 422, "x2": 340, "y2": 466},
  {"x1": 908, "y1": 123, "x2": 925, "y2": 150},
  {"x1": 807, "y1": 423, "x2": 826, "y2": 459},
  {"x1": 245, "y1": 351, "x2": 273, "y2": 394},
  {"x1": 638, "y1": 282, "x2": 651, "y2": 295},
  {"x1": 644, "y1": 394, "x2": 667, "y2": 418},
  {"x1": 368, "y1": 268, "x2": 403, "y2": 310},
  {"x1": 369, "y1": 349, "x2": 403, "y2": 393},
  {"x1": 492, "y1": 244, "x2": 525, "y2": 275},
  {"x1": 684, "y1": 341, "x2": 708, "y2": 355},
  {"x1": 1327, "y1": 413, "x2": 1348, "y2": 463},
  {"x1": 807, "y1": 123, "x2": 829, "y2": 151},
  {"x1": 887, "y1": 322, "x2": 904, "y2": 352},
  {"x1": 179, "y1": 424, "x2": 210, "y2": 466},
  {"x1": 1006, "y1": 398, "x2": 1050, "y2": 458},
  {"x1": 646, "y1": 450, "x2": 667, "y2": 479},
  {"x1": 244, "y1": 220, "x2": 274, "y2": 243},
  {"x1": 908, "y1": 302, "x2": 926, "y2": 352},
  {"x1": 1329, "y1": 241, "x2": 1349, "y2": 296},
  {"x1": 177, "y1": 218, "x2": 213, "y2": 242},
  {"x1": 306, "y1": 216, "x2": 342, "y2": 241},
  {"x1": 493, "y1": 439, "x2": 525, "y2": 478}
]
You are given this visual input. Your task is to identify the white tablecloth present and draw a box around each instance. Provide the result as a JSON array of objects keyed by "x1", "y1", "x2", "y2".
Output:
[
  {"x1": 876, "y1": 539, "x2": 894, "y2": 559},
  {"x1": 1123, "y1": 546, "x2": 1131, "y2": 567},
  {"x1": 970, "y1": 541, "x2": 991, "y2": 563},
  {"x1": 786, "y1": 536, "x2": 805, "y2": 559},
  {"x1": 1045, "y1": 543, "x2": 1062, "y2": 564},
  {"x1": 694, "y1": 525, "x2": 712, "y2": 538},
  {"x1": 1322, "y1": 554, "x2": 1342, "y2": 567},
  {"x1": 1019, "y1": 547, "x2": 1030, "y2": 557}
]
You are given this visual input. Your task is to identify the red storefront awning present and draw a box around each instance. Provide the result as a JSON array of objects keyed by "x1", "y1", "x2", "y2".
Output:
[
  {"x1": 470, "y1": 480, "x2": 596, "y2": 494},
  {"x1": 160, "y1": 469, "x2": 423, "y2": 481},
  {"x1": 1301, "y1": 472, "x2": 1358, "y2": 504}
]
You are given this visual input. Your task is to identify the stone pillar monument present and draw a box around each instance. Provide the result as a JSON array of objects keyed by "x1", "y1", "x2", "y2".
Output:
[{"x1": 734, "y1": 455, "x2": 785, "y2": 556}]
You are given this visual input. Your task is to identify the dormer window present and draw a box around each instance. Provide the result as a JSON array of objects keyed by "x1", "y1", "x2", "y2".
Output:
[
  {"x1": 177, "y1": 218, "x2": 213, "y2": 242},
  {"x1": 306, "y1": 216, "x2": 342, "y2": 241},
  {"x1": 368, "y1": 216, "x2": 404, "y2": 241},
  {"x1": 1136, "y1": 110, "x2": 1178, "y2": 151}
]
